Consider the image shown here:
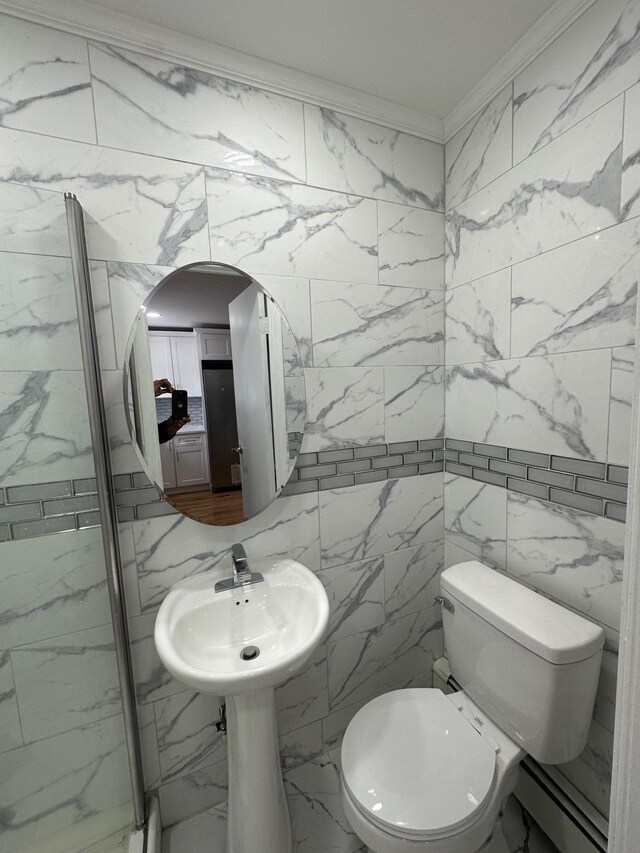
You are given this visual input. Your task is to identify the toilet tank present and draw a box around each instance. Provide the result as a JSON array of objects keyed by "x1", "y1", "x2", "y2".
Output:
[{"x1": 440, "y1": 562, "x2": 604, "y2": 764}]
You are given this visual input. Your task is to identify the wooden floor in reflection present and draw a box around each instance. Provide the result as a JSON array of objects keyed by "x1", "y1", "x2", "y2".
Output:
[{"x1": 168, "y1": 488, "x2": 246, "y2": 525}]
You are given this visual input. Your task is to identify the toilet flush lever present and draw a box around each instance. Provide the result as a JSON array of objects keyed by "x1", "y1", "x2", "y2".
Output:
[{"x1": 435, "y1": 595, "x2": 455, "y2": 613}]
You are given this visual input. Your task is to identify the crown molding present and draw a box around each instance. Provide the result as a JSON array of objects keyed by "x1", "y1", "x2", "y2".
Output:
[
  {"x1": 443, "y1": 0, "x2": 597, "y2": 141},
  {"x1": 0, "y1": 0, "x2": 445, "y2": 143}
]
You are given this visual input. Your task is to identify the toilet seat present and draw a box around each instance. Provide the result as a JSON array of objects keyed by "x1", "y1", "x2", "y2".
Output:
[{"x1": 341, "y1": 689, "x2": 498, "y2": 841}]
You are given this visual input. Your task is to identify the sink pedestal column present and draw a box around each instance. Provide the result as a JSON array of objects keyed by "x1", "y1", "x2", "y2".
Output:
[{"x1": 226, "y1": 687, "x2": 292, "y2": 853}]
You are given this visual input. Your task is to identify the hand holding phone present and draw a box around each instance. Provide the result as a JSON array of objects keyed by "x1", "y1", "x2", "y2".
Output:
[{"x1": 171, "y1": 389, "x2": 188, "y2": 421}]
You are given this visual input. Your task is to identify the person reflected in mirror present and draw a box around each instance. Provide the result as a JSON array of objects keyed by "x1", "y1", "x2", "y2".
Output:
[{"x1": 154, "y1": 378, "x2": 191, "y2": 444}]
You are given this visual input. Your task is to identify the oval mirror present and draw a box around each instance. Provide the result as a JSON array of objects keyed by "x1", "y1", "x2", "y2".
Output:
[{"x1": 123, "y1": 262, "x2": 305, "y2": 526}]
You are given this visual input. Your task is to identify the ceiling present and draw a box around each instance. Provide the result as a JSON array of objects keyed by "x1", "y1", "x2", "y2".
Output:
[{"x1": 82, "y1": 0, "x2": 557, "y2": 118}]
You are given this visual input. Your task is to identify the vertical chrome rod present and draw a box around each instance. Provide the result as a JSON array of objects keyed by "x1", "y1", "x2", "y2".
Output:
[{"x1": 64, "y1": 192, "x2": 146, "y2": 829}]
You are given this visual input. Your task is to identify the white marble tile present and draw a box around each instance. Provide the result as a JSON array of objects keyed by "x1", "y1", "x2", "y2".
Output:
[
  {"x1": 384, "y1": 365, "x2": 444, "y2": 442},
  {"x1": 284, "y1": 750, "x2": 363, "y2": 853},
  {"x1": 0, "y1": 369, "x2": 95, "y2": 486},
  {"x1": 11, "y1": 623, "x2": 121, "y2": 742},
  {"x1": 279, "y1": 720, "x2": 324, "y2": 771},
  {"x1": 129, "y1": 614, "x2": 185, "y2": 706},
  {"x1": 206, "y1": 169, "x2": 378, "y2": 282},
  {"x1": 0, "y1": 181, "x2": 69, "y2": 258},
  {"x1": 155, "y1": 689, "x2": 226, "y2": 782},
  {"x1": 445, "y1": 349, "x2": 612, "y2": 460},
  {"x1": 327, "y1": 607, "x2": 442, "y2": 711},
  {"x1": 257, "y1": 273, "x2": 312, "y2": 367},
  {"x1": 444, "y1": 537, "x2": 479, "y2": 569},
  {"x1": 157, "y1": 761, "x2": 228, "y2": 826},
  {"x1": 0, "y1": 128, "x2": 210, "y2": 267},
  {"x1": 106, "y1": 262, "x2": 174, "y2": 366},
  {"x1": 0, "y1": 650, "x2": 22, "y2": 754},
  {"x1": 506, "y1": 493, "x2": 624, "y2": 631},
  {"x1": 444, "y1": 473, "x2": 507, "y2": 569},
  {"x1": 378, "y1": 202, "x2": 444, "y2": 289},
  {"x1": 446, "y1": 269, "x2": 511, "y2": 363},
  {"x1": 0, "y1": 253, "x2": 116, "y2": 371},
  {"x1": 0, "y1": 713, "x2": 132, "y2": 853},
  {"x1": 319, "y1": 475, "x2": 443, "y2": 569},
  {"x1": 276, "y1": 644, "x2": 329, "y2": 734},
  {"x1": 622, "y1": 80, "x2": 640, "y2": 218},
  {"x1": 317, "y1": 556, "x2": 385, "y2": 642},
  {"x1": 320, "y1": 697, "x2": 371, "y2": 754},
  {"x1": 0, "y1": 15, "x2": 95, "y2": 143},
  {"x1": 513, "y1": 0, "x2": 640, "y2": 163},
  {"x1": 134, "y1": 493, "x2": 320, "y2": 611},
  {"x1": 501, "y1": 796, "x2": 560, "y2": 853},
  {"x1": 102, "y1": 368, "x2": 146, "y2": 475},
  {"x1": 311, "y1": 279, "x2": 443, "y2": 367},
  {"x1": 384, "y1": 540, "x2": 444, "y2": 621},
  {"x1": 304, "y1": 105, "x2": 444, "y2": 210},
  {"x1": 553, "y1": 718, "x2": 613, "y2": 819},
  {"x1": 446, "y1": 98, "x2": 623, "y2": 288},
  {"x1": 511, "y1": 219, "x2": 639, "y2": 357},
  {"x1": 445, "y1": 84, "x2": 513, "y2": 209},
  {"x1": 609, "y1": 345, "x2": 635, "y2": 465},
  {"x1": 90, "y1": 42, "x2": 305, "y2": 181},
  {"x1": 593, "y1": 641, "x2": 618, "y2": 734},
  {"x1": 137, "y1": 703, "x2": 161, "y2": 791},
  {"x1": 0, "y1": 528, "x2": 111, "y2": 647},
  {"x1": 162, "y1": 804, "x2": 227, "y2": 846},
  {"x1": 302, "y1": 367, "x2": 384, "y2": 451}
]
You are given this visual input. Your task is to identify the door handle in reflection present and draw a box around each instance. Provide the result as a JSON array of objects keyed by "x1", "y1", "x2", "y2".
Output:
[{"x1": 232, "y1": 446, "x2": 244, "y2": 455}]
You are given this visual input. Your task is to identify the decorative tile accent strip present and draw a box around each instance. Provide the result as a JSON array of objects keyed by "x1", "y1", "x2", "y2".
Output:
[
  {"x1": 445, "y1": 439, "x2": 628, "y2": 522},
  {"x1": 281, "y1": 438, "x2": 445, "y2": 496}
]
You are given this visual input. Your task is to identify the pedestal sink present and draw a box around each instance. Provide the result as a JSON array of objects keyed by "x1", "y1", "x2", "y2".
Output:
[{"x1": 154, "y1": 556, "x2": 330, "y2": 853}]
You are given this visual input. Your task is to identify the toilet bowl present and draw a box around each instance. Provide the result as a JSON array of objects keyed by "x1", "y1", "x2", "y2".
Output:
[
  {"x1": 339, "y1": 561, "x2": 605, "y2": 853},
  {"x1": 340, "y1": 688, "x2": 522, "y2": 853}
]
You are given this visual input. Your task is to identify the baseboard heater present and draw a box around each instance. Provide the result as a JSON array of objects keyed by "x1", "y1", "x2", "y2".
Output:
[{"x1": 434, "y1": 659, "x2": 608, "y2": 853}]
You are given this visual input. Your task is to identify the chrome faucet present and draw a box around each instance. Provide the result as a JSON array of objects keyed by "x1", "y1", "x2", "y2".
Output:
[
  {"x1": 215, "y1": 543, "x2": 264, "y2": 593},
  {"x1": 231, "y1": 543, "x2": 252, "y2": 585}
]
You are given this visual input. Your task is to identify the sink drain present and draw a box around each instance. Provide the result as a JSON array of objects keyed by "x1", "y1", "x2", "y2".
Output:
[{"x1": 240, "y1": 645, "x2": 260, "y2": 661}]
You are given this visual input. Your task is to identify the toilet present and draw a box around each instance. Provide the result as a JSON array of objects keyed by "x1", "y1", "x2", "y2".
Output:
[{"x1": 340, "y1": 561, "x2": 605, "y2": 853}]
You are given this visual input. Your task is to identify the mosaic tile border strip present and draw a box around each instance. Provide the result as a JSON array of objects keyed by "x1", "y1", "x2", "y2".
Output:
[
  {"x1": 445, "y1": 438, "x2": 629, "y2": 522},
  {"x1": 282, "y1": 438, "x2": 445, "y2": 496}
]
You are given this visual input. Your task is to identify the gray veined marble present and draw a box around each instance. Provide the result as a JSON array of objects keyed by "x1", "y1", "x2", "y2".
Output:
[
  {"x1": 445, "y1": 349, "x2": 612, "y2": 461},
  {"x1": 317, "y1": 556, "x2": 386, "y2": 642},
  {"x1": 0, "y1": 650, "x2": 22, "y2": 754},
  {"x1": 319, "y1": 475, "x2": 442, "y2": 568},
  {"x1": 157, "y1": 761, "x2": 228, "y2": 827},
  {"x1": 384, "y1": 366, "x2": 444, "y2": 443},
  {"x1": 10, "y1": 624, "x2": 122, "y2": 743},
  {"x1": 155, "y1": 690, "x2": 226, "y2": 783},
  {"x1": 89, "y1": 43, "x2": 306, "y2": 182},
  {"x1": 513, "y1": 0, "x2": 640, "y2": 163},
  {"x1": 276, "y1": 644, "x2": 329, "y2": 734},
  {"x1": 506, "y1": 493, "x2": 624, "y2": 632},
  {"x1": 311, "y1": 280, "x2": 443, "y2": 367},
  {"x1": 134, "y1": 494, "x2": 320, "y2": 611},
  {"x1": 622, "y1": 78, "x2": 640, "y2": 220},
  {"x1": 326, "y1": 606, "x2": 442, "y2": 712},
  {"x1": 0, "y1": 127, "x2": 210, "y2": 267},
  {"x1": 129, "y1": 614, "x2": 186, "y2": 706},
  {"x1": 511, "y1": 218, "x2": 639, "y2": 357},
  {"x1": 279, "y1": 720, "x2": 324, "y2": 772},
  {"x1": 0, "y1": 181, "x2": 69, "y2": 258},
  {"x1": 302, "y1": 367, "x2": 384, "y2": 452},
  {"x1": 378, "y1": 202, "x2": 444, "y2": 290},
  {"x1": 205, "y1": 169, "x2": 378, "y2": 283},
  {"x1": 608, "y1": 346, "x2": 635, "y2": 466},
  {"x1": 554, "y1": 717, "x2": 613, "y2": 820},
  {"x1": 444, "y1": 473, "x2": 507, "y2": 569},
  {"x1": 304, "y1": 105, "x2": 444, "y2": 211},
  {"x1": 257, "y1": 274, "x2": 312, "y2": 368},
  {"x1": 0, "y1": 15, "x2": 96, "y2": 143},
  {"x1": 384, "y1": 540, "x2": 444, "y2": 622},
  {"x1": 445, "y1": 98, "x2": 622, "y2": 289},
  {"x1": 0, "y1": 370, "x2": 94, "y2": 487},
  {"x1": 501, "y1": 797, "x2": 560, "y2": 853},
  {"x1": 445, "y1": 84, "x2": 513, "y2": 209},
  {"x1": 445, "y1": 269, "x2": 511, "y2": 364}
]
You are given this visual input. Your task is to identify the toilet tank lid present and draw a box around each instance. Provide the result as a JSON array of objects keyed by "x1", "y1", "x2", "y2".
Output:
[{"x1": 441, "y1": 562, "x2": 604, "y2": 665}]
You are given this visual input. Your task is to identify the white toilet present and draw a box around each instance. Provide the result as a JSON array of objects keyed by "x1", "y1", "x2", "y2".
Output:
[{"x1": 340, "y1": 561, "x2": 605, "y2": 853}]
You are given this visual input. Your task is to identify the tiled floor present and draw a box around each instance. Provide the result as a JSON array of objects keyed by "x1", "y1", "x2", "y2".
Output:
[{"x1": 162, "y1": 749, "x2": 559, "y2": 853}]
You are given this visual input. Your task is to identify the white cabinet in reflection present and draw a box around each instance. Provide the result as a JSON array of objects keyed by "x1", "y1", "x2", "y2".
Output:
[
  {"x1": 159, "y1": 431, "x2": 209, "y2": 490},
  {"x1": 149, "y1": 331, "x2": 202, "y2": 397}
]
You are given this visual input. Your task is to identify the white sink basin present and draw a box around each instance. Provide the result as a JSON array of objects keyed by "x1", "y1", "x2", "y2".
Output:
[{"x1": 154, "y1": 557, "x2": 329, "y2": 696}]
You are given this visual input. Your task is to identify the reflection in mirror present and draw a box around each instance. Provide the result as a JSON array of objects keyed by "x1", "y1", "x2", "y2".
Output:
[{"x1": 124, "y1": 263, "x2": 305, "y2": 526}]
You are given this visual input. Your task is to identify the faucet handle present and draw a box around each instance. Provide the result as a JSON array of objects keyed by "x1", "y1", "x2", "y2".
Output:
[{"x1": 231, "y1": 543, "x2": 248, "y2": 564}]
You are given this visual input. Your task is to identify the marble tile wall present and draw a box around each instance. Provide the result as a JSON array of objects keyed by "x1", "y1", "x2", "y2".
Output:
[
  {"x1": 0, "y1": 11, "x2": 445, "y2": 843},
  {"x1": 444, "y1": 0, "x2": 640, "y2": 825}
]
